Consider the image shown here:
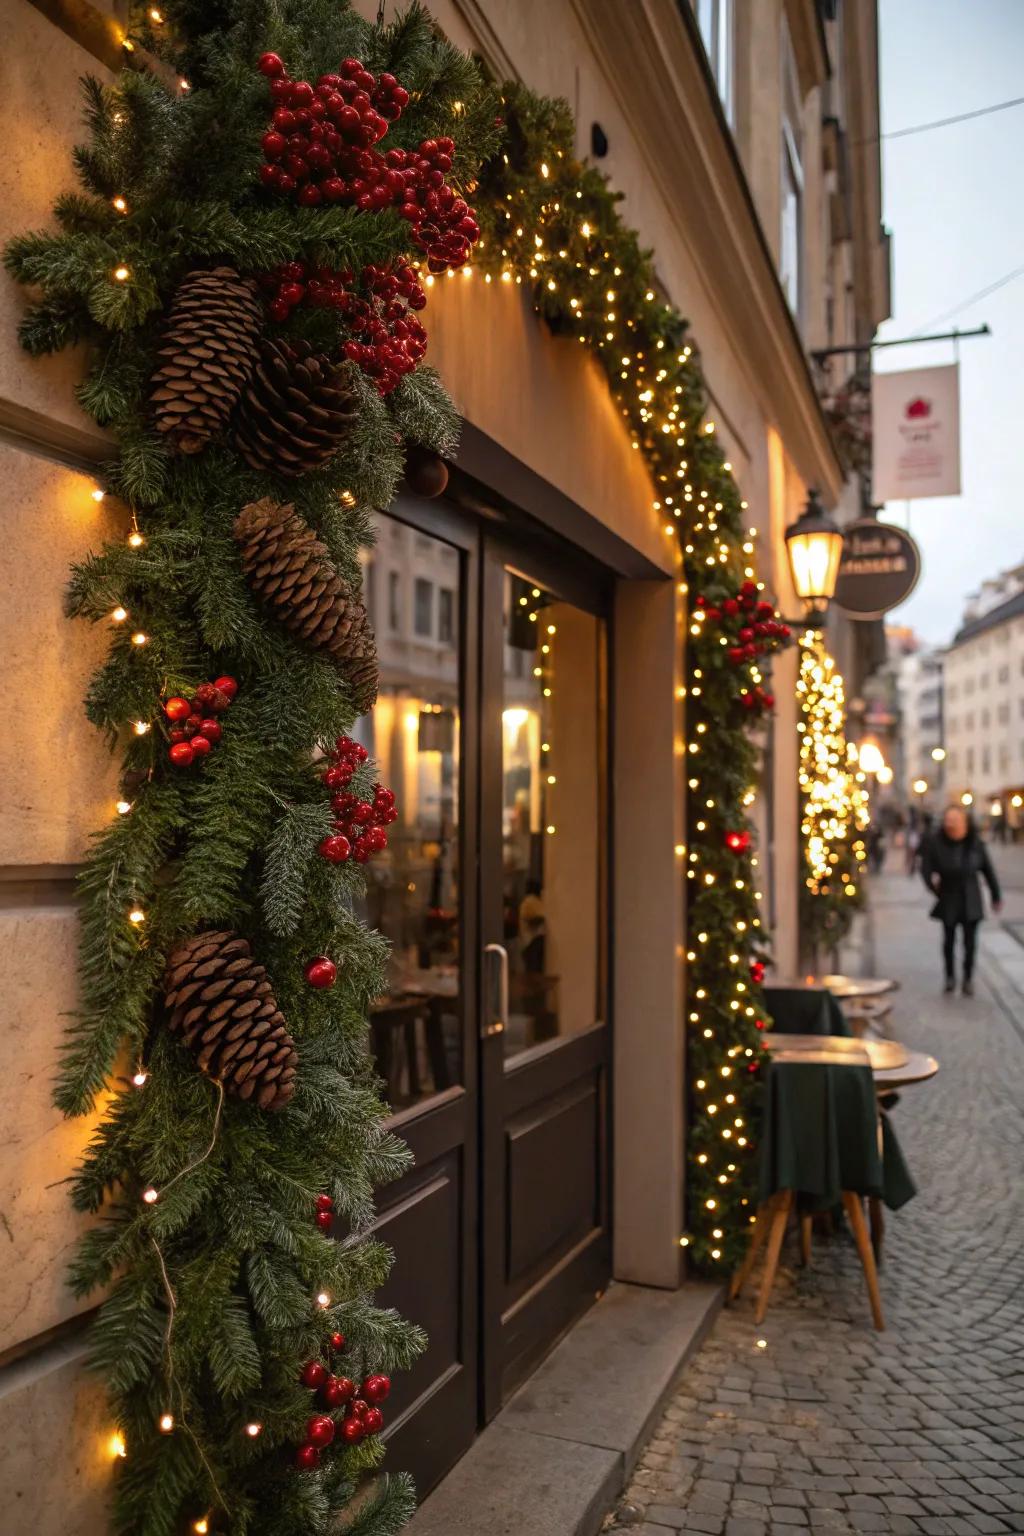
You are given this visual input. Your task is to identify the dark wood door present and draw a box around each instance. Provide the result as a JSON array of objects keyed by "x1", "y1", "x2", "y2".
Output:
[{"x1": 478, "y1": 535, "x2": 612, "y2": 1417}]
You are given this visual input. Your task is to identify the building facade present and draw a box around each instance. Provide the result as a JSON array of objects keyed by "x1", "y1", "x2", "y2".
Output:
[
  {"x1": 894, "y1": 639, "x2": 946, "y2": 805},
  {"x1": 944, "y1": 565, "x2": 1024, "y2": 825},
  {"x1": 0, "y1": 0, "x2": 889, "y2": 1524}
]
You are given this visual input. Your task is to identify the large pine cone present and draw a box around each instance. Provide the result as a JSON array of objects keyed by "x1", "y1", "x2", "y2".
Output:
[
  {"x1": 164, "y1": 930, "x2": 298, "y2": 1111},
  {"x1": 233, "y1": 497, "x2": 378, "y2": 712},
  {"x1": 233, "y1": 339, "x2": 356, "y2": 477},
  {"x1": 150, "y1": 267, "x2": 263, "y2": 454}
]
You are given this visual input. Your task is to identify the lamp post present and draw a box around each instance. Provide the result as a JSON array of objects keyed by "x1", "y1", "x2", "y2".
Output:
[{"x1": 783, "y1": 489, "x2": 844, "y2": 617}]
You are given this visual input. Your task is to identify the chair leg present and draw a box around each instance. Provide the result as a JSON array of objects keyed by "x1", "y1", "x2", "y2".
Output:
[
  {"x1": 868, "y1": 1196, "x2": 885, "y2": 1266},
  {"x1": 799, "y1": 1212, "x2": 812, "y2": 1267},
  {"x1": 729, "y1": 1197, "x2": 773, "y2": 1301},
  {"x1": 842, "y1": 1191, "x2": 885, "y2": 1331},
  {"x1": 754, "y1": 1190, "x2": 793, "y2": 1325}
]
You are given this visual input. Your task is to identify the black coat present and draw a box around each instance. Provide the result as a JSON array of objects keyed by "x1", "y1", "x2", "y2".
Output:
[{"x1": 921, "y1": 831, "x2": 1001, "y2": 924}]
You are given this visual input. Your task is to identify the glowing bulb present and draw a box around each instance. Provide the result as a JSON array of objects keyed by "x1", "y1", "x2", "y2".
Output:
[
  {"x1": 245, "y1": 1422, "x2": 263, "y2": 1438},
  {"x1": 128, "y1": 530, "x2": 145, "y2": 548},
  {"x1": 316, "y1": 1291, "x2": 331, "y2": 1308},
  {"x1": 134, "y1": 720, "x2": 150, "y2": 735},
  {"x1": 111, "y1": 606, "x2": 128, "y2": 623},
  {"x1": 112, "y1": 197, "x2": 128, "y2": 214},
  {"x1": 158, "y1": 1413, "x2": 174, "y2": 1433},
  {"x1": 756, "y1": 1338, "x2": 767, "y2": 1350},
  {"x1": 131, "y1": 632, "x2": 148, "y2": 646},
  {"x1": 193, "y1": 1522, "x2": 208, "y2": 1536},
  {"x1": 132, "y1": 1070, "x2": 148, "y2": 1087},
  {"x1": 142, "y1": 1187, "x2": 158, "y2": 1205},
  {"x1": 92, "y1": 487, "x2": 106, "y2": 502},
  {"x1": 129, "y1": 908, "x2": 145, "y2": 924},
  {"x1": 113, "y1": 265, "x2": 131, "y2": 282},
  {"x1": 116, "y1": 800, "x2": 132, "y2": 815},
  {"x1": 109, "y1": 1432, "x2": 127, "y2": 1459}
]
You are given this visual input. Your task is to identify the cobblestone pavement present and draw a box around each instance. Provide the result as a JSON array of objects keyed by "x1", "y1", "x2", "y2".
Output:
[{"x1": 606, "y1": 872, "x2": 1024, "y2": 1536}]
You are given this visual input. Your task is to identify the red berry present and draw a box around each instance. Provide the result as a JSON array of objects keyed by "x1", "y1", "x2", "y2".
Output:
[
  {"x1": 300, "y1": 1359, "x2": 328, "y2": 1389},
  {"x1": 362, "y1": 1373, "x2": 391, "y2": 1403},
  {"x1": 290, "y1": 81, "x2": 315, "y2": 107},
  {"x1": 350, "y1": 1399, "x2": 370, "y2": 1419},
  {"x1": 340, "y1": 1417, "x2": 364, "y2": 1444},
  {"x1": 330, "y1": 1332, "x2": 346, "y2": 1352},
  {"x1": 262, "y1": 130, "x2": 287, "y2": 159},
  {"x1": 269, "y1": 298, "x2": 291, "y2": 321},
  {"x1": 322, "y1": 177, "x2": 347, "y2": 201},
  {"x1": 259, "y1": 164, "x2": 281, "y2": 187},
  {"x1": 352, "y1": 839, "x2": 370, "y2": 864},
  {"x1": 169, "y1": 741, "x2": 194, "y2": 768},
  {"x1": 295, "y1": 1442, "x2": 320, "y2": 1470},
  {"x1": 305, "y1": 955, "x2": 338, "y2": 989},
  {"x1": 363, "y1": 1406, "x2": 384, "y2": 1435},
  {"x1": 163, "y1": 696, "x2": 191, "y2": 722},
  {"x1": 315, "y1": 1209, "x2": 333, "y2": 1231},
  {"x1": 258, "y1": 52, "x2": 286, "y2": 78},
  {"x1": 316, "y1": 1193, "x2": 334, "y2": 1212},
  {"x1": 189, "y1": 734, "x2": 212, "y2": 758},
  {"x1": 198, "y1": 718, "x2": 222, "y2": 743},
  {"x1": 298, "y1": 184, "x2": 323, "y2": 206},
  {"x1": 321, "y1": 1374, "x2": 355, "y2": 1407},
  {"x1": 319, "y1": 834, "x2": 351, "y2": 864},
  {"x1": 306, "y1": 1414, "x2": 335, "y2": 1448},
  {"x1": 352, "y1": 802, "x2": 374, "y2": 824},
  {"x1": 169, "y1": 728, "x2": 187, "y2": 745}
]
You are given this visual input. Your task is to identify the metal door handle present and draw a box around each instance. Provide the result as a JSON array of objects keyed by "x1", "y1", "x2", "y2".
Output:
[{"x1": 482, "y1": 943, "x2": 508, "y2": 1037}]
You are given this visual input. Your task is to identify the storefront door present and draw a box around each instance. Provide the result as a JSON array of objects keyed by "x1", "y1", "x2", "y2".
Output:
[{"x1": 364, "y1": 493, "x2": 611, "y2": 1492}]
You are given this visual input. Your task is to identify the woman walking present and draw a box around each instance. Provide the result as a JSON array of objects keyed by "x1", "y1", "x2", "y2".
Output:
[{"x1": 921, "y1": 805, "x2": 1002, "y2": 995}]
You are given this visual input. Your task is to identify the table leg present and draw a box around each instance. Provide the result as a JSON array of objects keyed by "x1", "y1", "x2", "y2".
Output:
[
  {"x1": 841, "y1": 1191, "x2": 885, "y2": 1331},
  {"x1": 799, "y1": 1212, "x2": 812, "y2": 1267},
  {"x1": 754, "y1": 1190, "x2": 793, "y2": 1325},
  {"x1": 868, "y1": 1195, "x2": 885, "y2": 1265},
  {"x1": 729, "y1": 1198, "x2": 772, "y2": 1302}
]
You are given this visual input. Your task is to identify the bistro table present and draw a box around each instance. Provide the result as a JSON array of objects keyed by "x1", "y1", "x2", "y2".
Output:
[
  {"x1": 817, "y1": 973, "x2": 898, "y2": 1002},
  {"x1": 763, "y1": 983, "x2": 851, "y2": 1038}
]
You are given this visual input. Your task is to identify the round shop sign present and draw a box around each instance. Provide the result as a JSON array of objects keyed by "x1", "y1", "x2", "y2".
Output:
[{"x1": 833, "y1": 519, "x2": 921, "y2": 620}]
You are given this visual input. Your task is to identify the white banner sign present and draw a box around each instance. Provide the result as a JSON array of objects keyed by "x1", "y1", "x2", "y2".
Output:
[{"x1": 871, "y1": 363, "x2": 961, "y2": 502}]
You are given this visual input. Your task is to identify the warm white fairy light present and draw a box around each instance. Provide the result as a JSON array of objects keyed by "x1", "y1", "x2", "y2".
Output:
[{"x1": 158, "y1": 1412, "x2": 174, "y2": 1433}]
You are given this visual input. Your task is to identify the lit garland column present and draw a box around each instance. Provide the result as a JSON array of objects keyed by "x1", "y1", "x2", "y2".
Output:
[{"x1": 796, "y1": 631, "x2": 869, "y2": 962}]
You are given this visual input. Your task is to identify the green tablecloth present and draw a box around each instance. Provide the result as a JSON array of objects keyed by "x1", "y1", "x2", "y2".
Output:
[
  {"x1": 763, "y1": 984, "x2": 851, "y2": 1038},
  {"x1": 759, "y1": 1059, "x2": 916, "y2": 1213}
]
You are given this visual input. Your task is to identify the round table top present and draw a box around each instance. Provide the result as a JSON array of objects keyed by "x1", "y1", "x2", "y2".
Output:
[
  {"x1": 764, "y1": 1032, "x2": 938, "y2": 1089},
  {"x1": 818, "y1": 974, "x2": 898, "y2": 1000}
]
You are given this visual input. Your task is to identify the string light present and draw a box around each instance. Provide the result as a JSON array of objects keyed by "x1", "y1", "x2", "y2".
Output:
[
  {"x1": 128, "y1": 907, "x2": 145, "y2": 925},
  {"x1": 142, "y1": 1187, "x2": 158, "y2": 1204},
  {"x1": 132, "y1": 1068, "x2": 148, "y2": 1087},
  {"x1": 130, "y1": 631, "x2": 148, "y2": 646},
  {"x1": 91, "y1": 487, "x2": 106, "y2": 502},
  {"x1": 116, "y1": 800, "x2": 132, "y2": 815},
  {"x1": 193, "y1": 1521, "x2": 209, "y2": 1536},
  {"x1": 158, "y1": 1412, "x2": 174, "y2": 1433},
  {"x1": 112, "y1": 196, "x2": 128, "y2": 214},
  {"x1": 245, "y1": 1422, "x2": 263, "y2": 1438},
  {"x1": 108, "y1": 1432, "x2": 127, "y2": 1459},
  {"x1": 113, "y1": 265, "x2": 131, "y2": 282},
  {"x1": 133, "y1": 720, "x2": 150, "y2": 735},
  {"x1": 316, "y1": 1291, "x2": 331, "y2": 1308},
  {"x1": 111, "y1": 606, "x2": 128, "y2": 623}
]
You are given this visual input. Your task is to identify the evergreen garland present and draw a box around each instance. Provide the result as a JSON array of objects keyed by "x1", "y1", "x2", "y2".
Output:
[
  {"x1": 5, "y1": 5, "x2": 496, "y2": 1534},
  {"x1": 474, "y1": 86, "x2": 793, "y2": 1274}
]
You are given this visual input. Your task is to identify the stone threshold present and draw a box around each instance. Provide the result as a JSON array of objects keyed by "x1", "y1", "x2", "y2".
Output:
[{"x1": 407, "y1": 1279, "x2": 723, "y2": 1536}]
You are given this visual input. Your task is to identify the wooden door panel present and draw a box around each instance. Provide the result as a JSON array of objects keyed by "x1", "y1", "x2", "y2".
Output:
[{"x1": 506, "y1": 1078, "x2": 600, "y2": 1286}]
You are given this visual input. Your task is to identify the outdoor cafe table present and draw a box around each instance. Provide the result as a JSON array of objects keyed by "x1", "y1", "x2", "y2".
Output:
[
  {"x1": 818, "y1": 974, "x2": 898, "y2": 1003},
  {"x1": 763, "y1": 982, "x2": 852, "y2": 1038}
]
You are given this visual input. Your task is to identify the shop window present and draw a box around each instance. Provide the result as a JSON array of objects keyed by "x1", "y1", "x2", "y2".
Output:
[
  {"x1": 694, "y1": 0, "x2": 735, "y2": 125},
  {"x1": 779, "y1": 24, "x2": 804, "y2": 322},
  {"x1": 439, "y1": 586, "x2": 454, "y2": 645},
  {"x1": 414, "y1": 577, "x2": 434, "y2": 638}
]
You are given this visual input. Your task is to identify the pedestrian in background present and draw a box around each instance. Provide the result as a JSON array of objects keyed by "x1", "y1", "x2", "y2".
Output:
[{"x1": 921, "y1": 806, "x2": 1002, "y2": 996}]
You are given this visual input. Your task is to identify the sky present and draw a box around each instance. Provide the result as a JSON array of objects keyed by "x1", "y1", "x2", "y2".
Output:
[{"x1": 875, "y1": 0, "x2": 1024, "y2": 645}]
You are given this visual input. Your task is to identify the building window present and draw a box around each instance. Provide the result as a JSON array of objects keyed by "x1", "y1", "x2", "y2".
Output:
[
  {"x1": 388, "y1": 571, "x2": 400, "y2": 631},
  {"x1": 438, "y1": 586, "x2": 454, "y2": 645},
  {"x1": 414, "y1": 577, "x2": 434, "y2": 638},
  {"x1": 780, "y1": 25, "x2": 804, "y2": 321},
  {"x1": 694, "y1": 0, "x2": 734, "y2": 124}
]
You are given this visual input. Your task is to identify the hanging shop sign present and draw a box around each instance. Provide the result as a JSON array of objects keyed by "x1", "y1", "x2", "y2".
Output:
[
  {"x1": 871, "y1": 362, "x2": 961, "y2": 502},
  {"x1": 833, "y1": 519, "x2": 921, "y2": 620}
]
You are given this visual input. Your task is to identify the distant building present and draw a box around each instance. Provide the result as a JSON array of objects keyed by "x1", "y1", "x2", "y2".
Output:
[
  {"x1": 944, "y1": 564, "x2": 1024, "y2": 829},
  {"x1": 894, "y1": 643, "x2": 945, "y2": 803}
]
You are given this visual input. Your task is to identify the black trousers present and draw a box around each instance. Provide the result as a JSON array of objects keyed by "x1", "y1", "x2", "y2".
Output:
[{"x1": 942, "y1": 919, "x2": 979, "y2": 981}]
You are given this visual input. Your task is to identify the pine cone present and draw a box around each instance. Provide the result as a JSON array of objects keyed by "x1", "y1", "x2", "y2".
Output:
[
  {"x1": 163, "y1": 930, "x2": 298, "y2": 1111},
  {"x1": 234, "y1": 497, "x2": 378, "y2": 712},
  {"x1": 150, "y1": 267, "x2": 263, "y2": 454},
  {"x1": 233, "y1": 339, "x2": 356, "y2": 477}
]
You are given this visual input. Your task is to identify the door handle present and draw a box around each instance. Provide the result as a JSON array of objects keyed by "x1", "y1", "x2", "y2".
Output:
[{"x1": 482, "y1": 943, "x2": 508, "y2": 1037}]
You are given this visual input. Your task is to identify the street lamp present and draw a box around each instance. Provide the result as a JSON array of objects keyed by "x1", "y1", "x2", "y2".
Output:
[
  {"x1": 857, "y1": 741, "x2": 885, "y2": 776},
  {"x1": 783, "y1": 489, "x2": 844, "y2": 615},
  {"x1": 930, "y1": 746, "x2": 946, "y2": 763}
]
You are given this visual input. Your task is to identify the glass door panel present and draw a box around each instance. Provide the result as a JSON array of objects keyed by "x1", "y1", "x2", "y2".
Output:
[
  {"x1": 500, "y1": 571, "x2": 605, "y2": 1059},
  {"x1": 358, "y1": 513, "x2": 463, "y2": 1108}
]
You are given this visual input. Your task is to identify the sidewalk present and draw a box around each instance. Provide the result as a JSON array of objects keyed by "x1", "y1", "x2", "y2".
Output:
[{"x1": 604, "y1": 870, "x2": 1024, "y2": 1536}]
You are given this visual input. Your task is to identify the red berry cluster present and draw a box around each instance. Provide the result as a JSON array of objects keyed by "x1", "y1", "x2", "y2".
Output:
[
  {"x1": 259, "y1": 260, "x2": 427, "y2": 394},
  {"x1": 749, "y1": 959, "x2": 767, "y2": 985},
  {"x1": 314, "y1": 1191, "x2": 335, "y2": 1233},
  {"x1": 295, "y1": 1344, "x2": 391, "y2": 1468},
  {"x1": 163, "y1": 676, "x2": 237, "y2": 768},
  {"x1": 724, "y1": 829, "x2": 752, "y2": 854},
  {"x1": 256, "y1": 53, "x2": 480, "y2": 270},
  {"x1": 318, "y1": 736, "x2": 397, "y2": 865}
]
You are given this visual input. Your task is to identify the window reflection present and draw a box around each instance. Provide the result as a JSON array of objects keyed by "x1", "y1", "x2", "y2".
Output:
[
  {"x1": 501, "y1": 573, "x2": 604, "y2": 1058},
  {"x1": 359, "y1": 514, "x2": 462, "y2": 1109}
]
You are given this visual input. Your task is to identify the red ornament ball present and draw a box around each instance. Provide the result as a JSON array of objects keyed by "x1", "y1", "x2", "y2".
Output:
[
  {"x1": 190, "y1": 734, "x2": 212, "y2": 759},
  {"x1": 295, "y1": 1442, "x2": 320, "y2": 1470},
  {"x1": 340, "y1": 1416, "x2": 364, "y2": 1444},
  {"x1": 164, "y1": 696, "x2": 192, "y2": 722},
  {"x1": 169, "y1": 741, "x2": 194, "y2": 768},
  {"x1": 305, "y1": 955, "x2": 338, "y2": 989},
  {"x1": 199, "y1": 718, "x2": 222, "y2": 743},
  {"x1": 362, "y1": 1373, "x2": 391, "y2": 1404},
  {"x1": 258, "y1": 52, "x2": 286, "y2": 78},
  {"x1": 319, "y1": 834, "x2": 352, "y2": 864},
  {"x1": 315, "y1": 1209, "x2": 333, "y2": 1232},
  {"x1": 322, "y1": 1374, "x2": 356, "y2": 1407},
  {"x1": 316, "y1": 1193, "x2": 334, "y2": 1212},
  {"x1": 363, "y1": 1406, "x2": 384, "y2": 1435},
  {"x1": 722, "y1": 598, "x2": 739, "y2": 615},
  {"x1": 725, "y1": 830, "x2": 751, "y2": 853},
  {"x1": 330, "y1": 1331, "x2": 346, "y2": 1352},
  {"x1": 306, "y1": 1414, "x2": 336, "y2": 1449},
  {"x1": 299, "y1": 1359, "x2": 328, "y2": 1390}
]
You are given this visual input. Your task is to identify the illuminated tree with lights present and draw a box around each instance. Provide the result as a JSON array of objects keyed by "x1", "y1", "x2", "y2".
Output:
[{"x1": 797, "y1": 632, "x2": 869, "y2": 960}]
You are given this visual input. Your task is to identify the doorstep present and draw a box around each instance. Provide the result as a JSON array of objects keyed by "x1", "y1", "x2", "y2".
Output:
[{"x1": 406, "y1": 1279, "x2": 723, "y2": 1536}]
